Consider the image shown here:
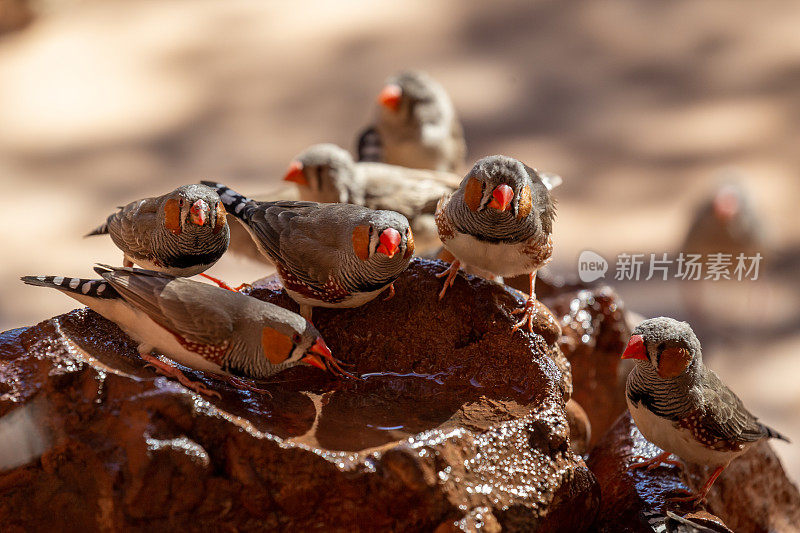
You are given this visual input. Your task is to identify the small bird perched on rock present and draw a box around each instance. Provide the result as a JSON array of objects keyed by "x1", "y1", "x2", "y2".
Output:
[
  {"x1": 435, "y1": 155, "x2": 560, "y2": 333},
  {"x1": 356, "y1": 70, "x2": 466, "y2": 172},
  {"x1": 86, "y1": 184, "x2": 231, "y2": 286},
  {"x1": 623, "y1": 317, "x2": 788, "y2": 504},
  {"x1": 283, "y1": 143, "x2": 460, "y2": 251},
  {"x1": 203, "y1": 181, "x2": 415, "y2": 320},
  {"x1": 21, "y1": 266, "x2": 348, "y2": 397}
]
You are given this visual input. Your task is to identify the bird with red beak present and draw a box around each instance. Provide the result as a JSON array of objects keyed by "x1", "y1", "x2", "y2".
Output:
[
  {"x1": 435, "y1": 155, "x2": 561, "y2": 334},
  {"x1": 203, "y1": 181, "x2": 415, "y2": 321},
  {"x1": 355, "y1": 70, "x2": 466, "y2": 172},
  {"x1": 86, "y1": 184, "x2": 230, "y2": 280},
  {"x1": 22, "y1": 265, "x2": 353, "y2": 399},
  {"x1": 623, "y1": 317, "x2": 788, "y2": 505}
]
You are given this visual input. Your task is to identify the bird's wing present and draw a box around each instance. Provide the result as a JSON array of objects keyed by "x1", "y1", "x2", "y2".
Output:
[
  {"x1": 356, "y1": 125, "x2": 383, "y2": 162},
  {"x1": 361, "y1": 165, "x2": 454, "y2": 217},
  {"x1": 698, "y1": 370, "x2": 771, "y2": 444},
  {"x1": 245, "y1": 202, "x2": 346, "y2": 285},
  {"x1": 105, "y1": 198, "x2": 160, "y2": 260},
  {"x1": 97, "y1": 267, "x2": 236, "y2": 345}
]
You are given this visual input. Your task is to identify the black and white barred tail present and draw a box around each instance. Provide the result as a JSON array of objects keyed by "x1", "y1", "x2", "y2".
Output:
[
  {"x1": 356, "y1": 126, "x2": 382, "y2": 162},
  {"x1": 200, "y1": 181, "x2": 256, "y2": 220},
  {"x1": 21, "y1": 275, "x2": 119, "y2": 299}
]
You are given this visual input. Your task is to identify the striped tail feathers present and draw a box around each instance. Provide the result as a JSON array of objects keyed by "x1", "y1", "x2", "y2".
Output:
[
  {"x1": 21, "y1": 275, "x2": 119, "y2": 299},
  {"x1": 200, "y1": 181, "x2": 255, "y2": 220},
  {"x1": 356, "y1": 126, "x2": 382, "y2": 162},
  {"x1": 763, "y1": 423, "x2": 791, "y2": 443}
]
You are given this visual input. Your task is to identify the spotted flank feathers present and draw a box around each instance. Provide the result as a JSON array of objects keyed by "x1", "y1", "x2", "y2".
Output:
[
  {"x1": 356, "y1": 126, "x2": 382, "y2": 162},
  {"x1": 21, "y1": 275, "x2": 118, "y2": 299}
]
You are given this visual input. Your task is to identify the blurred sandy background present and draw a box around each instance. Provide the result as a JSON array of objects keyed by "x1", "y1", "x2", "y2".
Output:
[{"x1": 0, "y1": 1, "x2": 798, "y2": 478}]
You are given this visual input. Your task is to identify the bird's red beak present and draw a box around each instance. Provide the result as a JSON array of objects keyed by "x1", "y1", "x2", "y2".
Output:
[
  {"x1": 713, "y1": 191, "x2": 739, "y2": 222},
  {"x1": 621, "y1": 334, "x2": 647, "y2": 360},
  {"x1": 189, "y1": 199, "x2": 209, "y2": 226},
  {"x1": 487, "y1": 184, "x2": 514, "y2": 211},
  {"x1": 378, "y1": 84, "x2": 402, "y2": 111},
  {"x1": 283, "y1": 161, "x2": 307, "y2": 186},
  {"x1": 376, "y1": 227, "x2": 401, "y2": 258},
  {"x1": 302, "y1": 337, "x2": 332, "y2": 370}
]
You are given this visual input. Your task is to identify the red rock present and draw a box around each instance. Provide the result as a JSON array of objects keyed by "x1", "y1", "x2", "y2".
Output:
[
  {"x1": 0, "y1": 259, "x2": 598, "y2": 532},
  {"x1": 587, "y1": 412, "x2": 800, "y2": 533},
  {"x1": 544, "y1": 286, "x2": 632, "y2": 448}
]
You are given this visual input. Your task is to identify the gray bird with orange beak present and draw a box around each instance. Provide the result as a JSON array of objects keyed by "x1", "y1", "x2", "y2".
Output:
[
  {"x1": 435, "y1": 155, "x2": 560, "y2": 333},
  {"x1": 203, "y1": 182, "x2": 415, "y2": 320},
  {"x1": 21, "y1": 266, "x2": 346, "y2": 398},
  {"x1": 356, "y1": 70, "x2": 466, "y2": 172},
  {"x1": 623, "y1": 317, "x2": 788, "y2": 504},
  {"x1": 87, "y1": 184, "x2": 230, "y2": 280}
]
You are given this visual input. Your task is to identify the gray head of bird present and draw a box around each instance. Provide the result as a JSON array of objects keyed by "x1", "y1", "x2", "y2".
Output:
[
  {"x1": 256, "y1": 307, "x2": 334, "y2": 372},
  {"x1": 457, "y1": 155, "x2": 555, "y2": 233},
  {"x1": 350, "y1": 208, "x2": 415, "y2": 267},
  {"x1": 282, "y1": 144, "x2": 358, "y2": 203},
  {"x1": 622, "y1": 317, "x2": 703, "y2": 380},
  {"x1": 161, "y1": 184, "x2": 227, "y2": 236},
  {"x1": 376, "y1": 70, "x2": 448, "y2": 126}
]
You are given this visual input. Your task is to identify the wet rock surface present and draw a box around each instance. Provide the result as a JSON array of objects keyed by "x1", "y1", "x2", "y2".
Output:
[
  {"x1": 587, "y1": 413, "x2": 800, "y2": 533},
  {"x1": 0, "y1": 259, "x2": 598, "y2": 532},
  {"x1": 543, "y1": 285, "x2": 632, "y2": 448}
]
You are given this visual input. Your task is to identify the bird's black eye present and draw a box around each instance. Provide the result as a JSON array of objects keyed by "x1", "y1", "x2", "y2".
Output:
[
  {"x1": 292, "y1": 333, "x2": 301, "y2": 344},
  {"x1": 179, "y1": 198, "x2": 185, "y2": 207}
]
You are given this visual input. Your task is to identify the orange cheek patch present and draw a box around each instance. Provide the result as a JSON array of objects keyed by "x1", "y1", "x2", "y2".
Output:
[
  {"x1": 403, "y1": 228, "x2": 415, "y2": 259},
  {"x1": 164, "y1": 198, "x2": 182, "y2": 235},
  {"x1": 658, "y1": 347, "x2": 692, "y2": 378},
  {"x1": 261, "y1": 327, "x2": 293, "y2": 365},
  {"x1": 464, "y1": 178, "x2": 483, "y2": 211},
  {"x1": 352, "y1": 225, "x2": 371, "y2": 261},
  {"x1": 213, "y1": 200, "x2": 227, "y2": 234},
  {"x1": 517, "y1": 185, "x2": 532, "y2": 220}
]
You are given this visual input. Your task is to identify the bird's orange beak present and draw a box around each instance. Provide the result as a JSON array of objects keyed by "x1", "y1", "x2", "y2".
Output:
[
  {"x1": 376, "y1": 227, "x2": 401, "y2": 258},
  {"x1": 621, "y1": 334, "x2": 647, "y2": 360},
  {"x1": 378, "y1": 84, "x2": 402, "y2": 111},
  {"x1": 302, "y1": 337, "x2": 332, "y2": 370},
  {"x1": 487, "y1": 184, "x2": 514, "y2": 211},
  {"x1": 189, "y1": 199, "x2": 209, "y2": 226},
  {"x1": 283, "y1": 161, "x2": 307, "y2": 186}
]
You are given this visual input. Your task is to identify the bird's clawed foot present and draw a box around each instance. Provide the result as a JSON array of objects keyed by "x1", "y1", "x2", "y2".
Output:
[
  {"x1": 435, "y1": 260, "x2": 461, "y2": 300},
  {"x1": 628, "y1": 451, "x2": 683, "y2": 471},
  {"x1": 139, "y1": 351, "x2": 221, "y2": 399},
  {"x1": 383, "y1": 283, "x2": 395, "y2": 301},
  {"x1": 667, "y1": 465, "x2": 724, "y2": 506},
  {"x1": 667, "y1": 489, "x2": 705, "y2": 505},
  {"x1": 227, "y1": 376, "x2": 272, "y2": 397},
  {"x1": 199, "y1": 273, "x2": 251, "y2": 292},
  {"x1": 510, "y1": 297, "x2": 545, "y2": 333}
]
